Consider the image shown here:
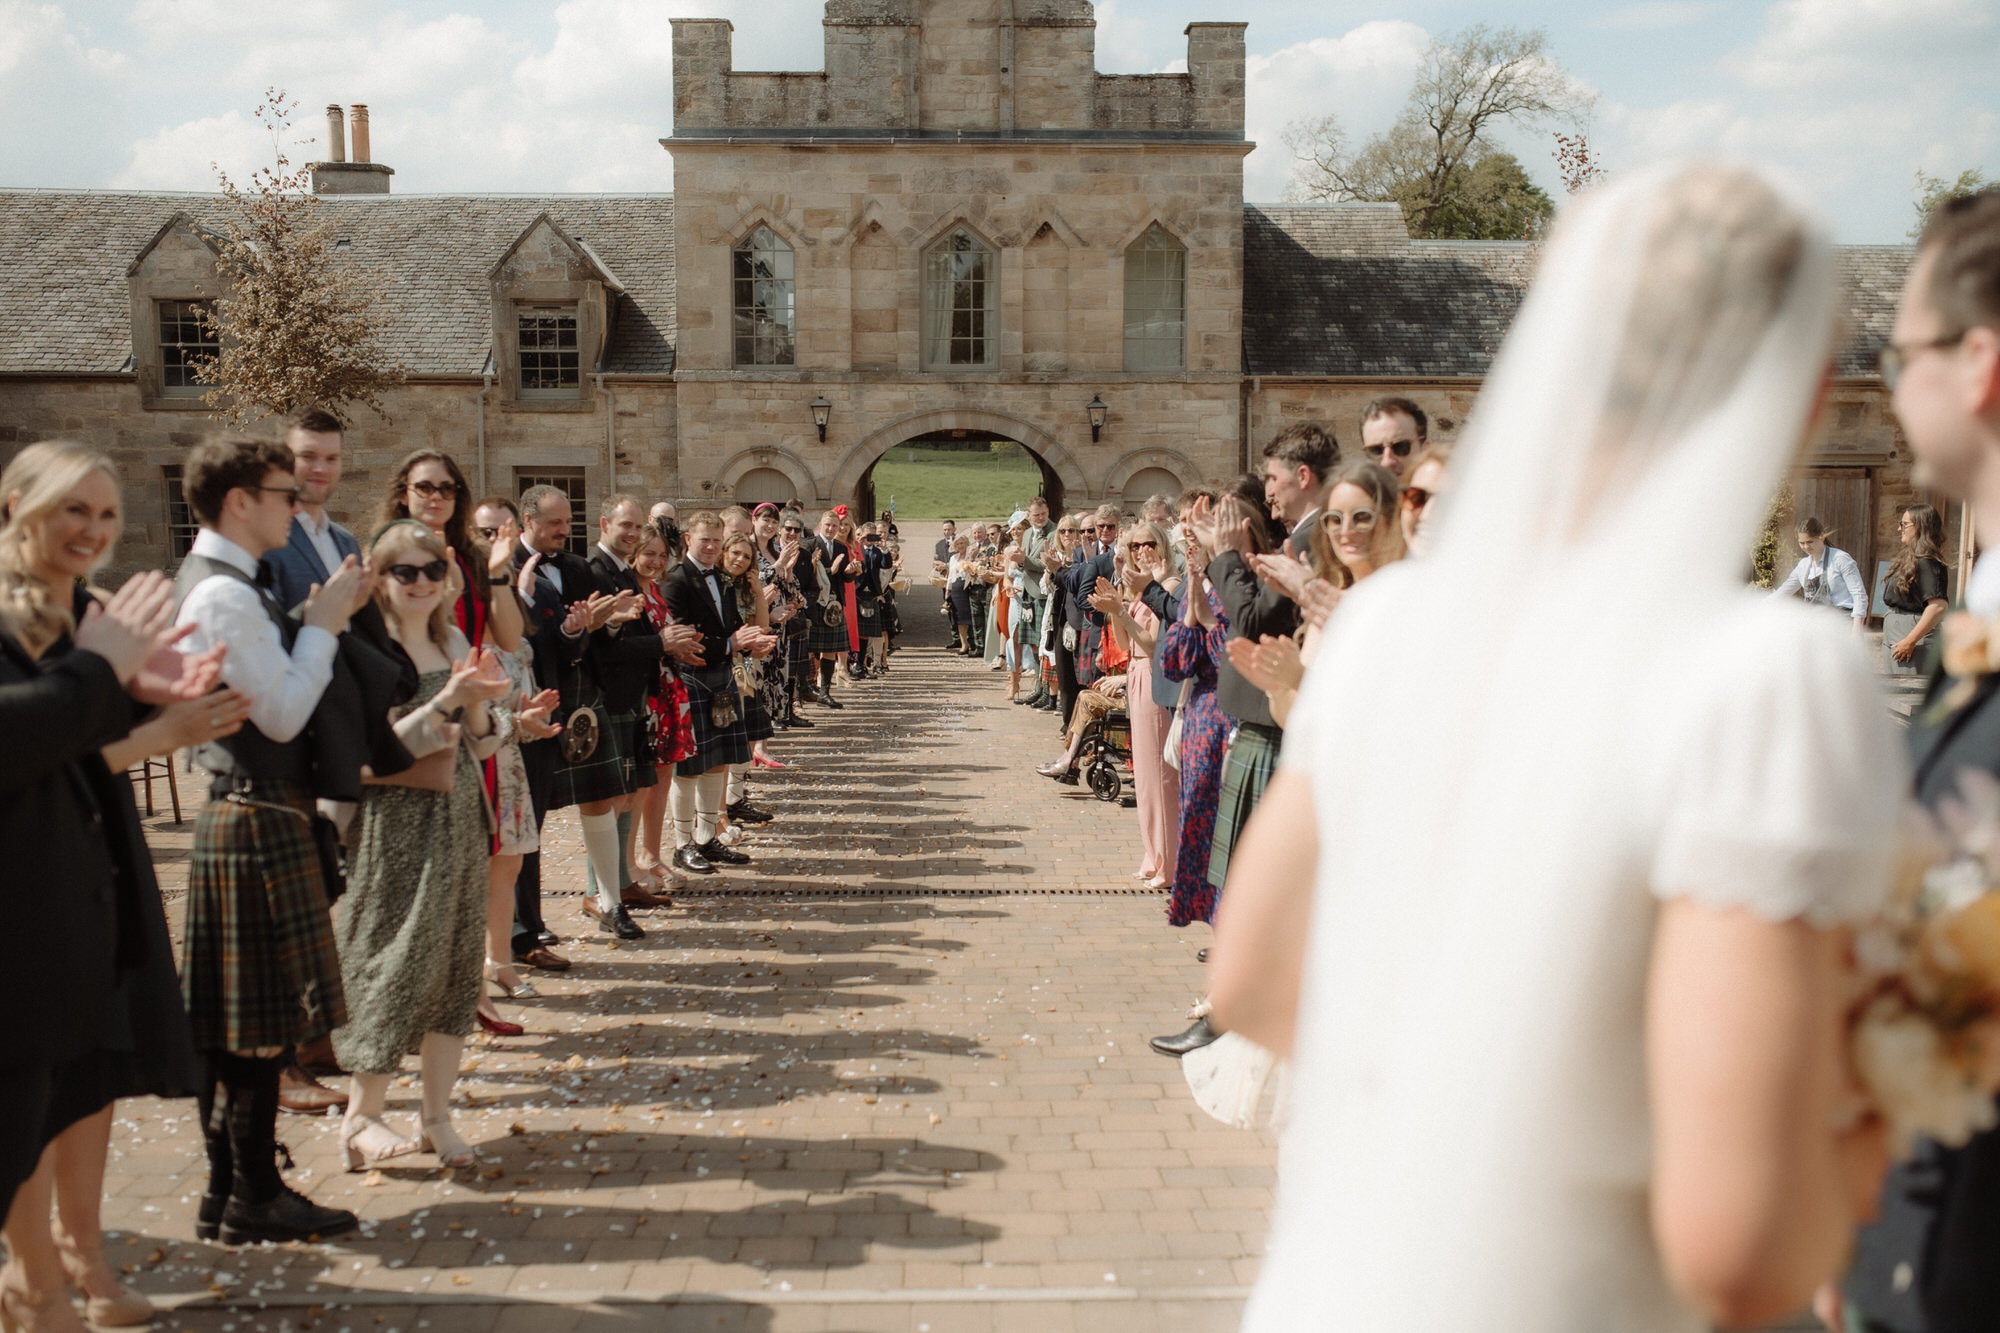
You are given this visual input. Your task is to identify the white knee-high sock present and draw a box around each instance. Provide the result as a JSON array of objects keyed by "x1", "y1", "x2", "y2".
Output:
[
  {"x1": 419, "y1": 1032, "x2": 464, "y2": 1125},
  {"x1": 727, "y1": 764, "x2": 748, "y2": 806},
  {"x1": 584, "y1": 809, "x2": 634, "y2": 906},
  {"x1": 580, "y1": 811, "x2": 622, "y2": 911},
  {"x1": 694, "y1": 769, "x2": 727, "y2": 845},
  {"x1": 670, "y1": 776, "x2": 698, "y2": 848}
]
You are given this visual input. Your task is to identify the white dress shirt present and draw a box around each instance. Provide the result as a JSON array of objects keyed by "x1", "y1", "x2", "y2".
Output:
[
  {"x1": 685, "y1": 555, "x2": 728, "y2": 620},
  {"x1": 595, "y1": 541, "x2": 629, "y2": 574},
  {"x1": 523, "y1": 534, "x2": 563, "y2": 593},
  {"x1": 174, "y1": 530, "x2": 339, "y2": 744},
  {"x1": 296, "y1": 507, "x2": 345, "y2": 578},
  {"x1": 1770, "y1": 546, "x2": 1870, "y2": 620}
]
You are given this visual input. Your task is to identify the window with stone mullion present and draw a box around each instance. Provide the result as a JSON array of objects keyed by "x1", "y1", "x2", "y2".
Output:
[
  {"x1": 925, "y1": 229, "x2": 995, "y2": 370},
  {"x1": 158, "y1": 299, "x2": 218, "y2": 395},
  {"x1": 1123, "y1": 225, "x2": 1187, "y2": 371},
  {"x1": 733, "y1": 226, "x2": 796, "y2": 367},
  {"x1": 518, "y1": 308, "x2": 580, "y2": 396}
]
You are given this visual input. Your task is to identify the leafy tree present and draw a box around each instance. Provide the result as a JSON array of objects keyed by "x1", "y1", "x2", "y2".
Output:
[
  {"x1": 196, "y1": 89, "x2": 402, "y2": 426},
  {"x1": 1283, "y1": 25, "x2": 1591, "y2": 240},
  {"x1": 1912, "y1": 166, "x2": 1995, "y2": 239}
]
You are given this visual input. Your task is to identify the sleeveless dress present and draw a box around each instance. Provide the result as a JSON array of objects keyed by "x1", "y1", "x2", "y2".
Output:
[
  {"x1": 1124, "y1": 600, "x2": 1179, "y2": 882},
  {"x1": 331, "y1": 658, "x2": 495, "y2": 1074}
]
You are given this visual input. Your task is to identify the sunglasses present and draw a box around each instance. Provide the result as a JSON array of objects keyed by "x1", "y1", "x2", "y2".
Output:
[
  {"x1": 782, "y1": 526, "x2": 805, "y2": 534},
  {"x1": 384, "y1": 559, "x2": 450, "y2": 586},
  {"x1": 1128, "y1": 539, "x2": 1158, "y2": 551},
  {"x1": 863, "y1": 536, "x2": 881, "y2": 544},
  {"x1": 1364, "y1": 440, "x2": 1417, "y2": 460},
  {"x1": 1325, "y1": 509, "x2": 1378, "y2": 534},
  {"x1": 407, "y1": 479, "x2": 457, "y2": 500},
  {"x1": 251, "y1": 484, "x2": 302, "y2": 507},
  {"x1": 475, "y1": 525, "x2": 501, "y2": 540},
  {"x1": 1401, "y1": 487, "x2": 1434, "y2": 512}
]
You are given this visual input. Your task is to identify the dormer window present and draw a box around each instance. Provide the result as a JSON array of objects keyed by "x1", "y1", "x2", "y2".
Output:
[
  {"x1": 924, "y1": 228, "x2": 997, "y2": 370},
  {"x1": 518, "y1": 304, "x2": 580, "y2": 399},
  {"x1": 158, "y1": 299, "x2": 217, "y2": 396},
  {"x1": 733, "y1": 226, "x2": 796, "y2": 367}
]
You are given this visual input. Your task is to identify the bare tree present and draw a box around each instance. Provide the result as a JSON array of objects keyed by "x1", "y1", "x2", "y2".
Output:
[
  {"x1": 1284, "y1": 26, "x2": 1592, "y2": 240},
  {"x1": 195, "y1": 89, "x2": 402, "y2": 426}
]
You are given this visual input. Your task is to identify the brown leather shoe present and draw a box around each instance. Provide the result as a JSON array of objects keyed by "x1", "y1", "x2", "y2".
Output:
[
  {"x1": 622, "y1": 883, "x2": 671, "y2": 910},
  {"x1": 581, "y1": 898, "x2": 603, "y2": 921},
  {"x1": 277, "y1": 1063, "x2": 348, "y2": 1116},
  {"x1": 513, "y1": 946, "x2": 571, "y2": 972}
]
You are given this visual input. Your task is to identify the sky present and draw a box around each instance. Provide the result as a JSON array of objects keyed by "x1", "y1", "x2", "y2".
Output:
[{"x1": 0, "y1": 0, "x2": 1993, "y2": 243}]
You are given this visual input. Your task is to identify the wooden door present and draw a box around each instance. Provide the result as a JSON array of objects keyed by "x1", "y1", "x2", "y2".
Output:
[{"x1": 1793, "y1": 468, "x2": 1874, "y2": 607}]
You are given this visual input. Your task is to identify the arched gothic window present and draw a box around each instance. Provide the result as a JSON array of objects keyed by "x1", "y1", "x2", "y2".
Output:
[
  {"x1": 923, "y1": 227, "x2": 997, "y2": 370},
  {"x1": 733, "y1": 225, "x2": 796, "y2": 366},
  {"x1": 1123, "y1": 224, "x2": 1186, "y2": 371}
]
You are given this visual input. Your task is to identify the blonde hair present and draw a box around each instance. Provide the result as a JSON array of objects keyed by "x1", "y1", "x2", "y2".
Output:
[
  {"x1": 369, "y1": 519, "x2": 454, "y2": 652},
  {"x1": 0, "y1": 441, "x2": 122, "y2": 654}
]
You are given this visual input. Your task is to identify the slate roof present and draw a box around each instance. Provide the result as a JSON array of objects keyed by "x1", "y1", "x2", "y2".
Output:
[
  {"x1": 0, "y1": 190, "x2": 675, "y2": 376},
  {"x1": 0, "y1": 190, "x2": 1908, "y2": 382},
  {"x1": 1242, "y1": 202, "x2": 1913, "y2": 379}
]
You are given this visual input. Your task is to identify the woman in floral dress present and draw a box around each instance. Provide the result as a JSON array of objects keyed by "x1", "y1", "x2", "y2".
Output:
[{"x1": 1159, "y1": 536, "x2": 1230, "y2": 928}]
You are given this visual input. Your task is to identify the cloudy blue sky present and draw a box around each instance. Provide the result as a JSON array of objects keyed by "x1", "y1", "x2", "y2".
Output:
[{"x1": 1, "y1": 0, "x2": 1993, "y2": 242}]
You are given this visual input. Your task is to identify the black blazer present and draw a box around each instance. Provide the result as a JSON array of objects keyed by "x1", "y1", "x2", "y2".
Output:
[
  {"x1": 509, "y1": 542, "x2": 592, "y2": 698},
  {"x1": 1848, "y1": 666, "x2": 2000, "y2": 1332},
  {"x1": 586, "y1": 547, "x2": 665, "y2": 713},
  {"x1": 0, "y1": 628, "x2": 136, "y2": 1067},
  {"x1": 660, "y1": 558, "x2": 742, "y2": 678},
  {"x1": 1206, "y1": 550, "x2": 1298, "y2": 730}
]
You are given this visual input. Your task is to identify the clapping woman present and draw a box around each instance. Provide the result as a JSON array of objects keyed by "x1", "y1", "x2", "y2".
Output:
[
  {"x1": 0, "y1": 441, "x2": 214, "y2": 1331},
  {"x1": 1096, "y1": 521, "x2": 1181, "y2": 888},
  {"x1": 332, "y1": 521, "x2": 512, "y2": 1171}
]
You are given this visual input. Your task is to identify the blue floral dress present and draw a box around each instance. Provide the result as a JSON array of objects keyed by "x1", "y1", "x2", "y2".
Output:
[{"x1": 1160, "y1": 588, "x2": 1231, "y2": 927}]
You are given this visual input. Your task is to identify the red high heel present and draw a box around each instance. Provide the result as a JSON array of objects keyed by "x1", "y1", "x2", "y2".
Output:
[
  {"x1": 751, "y1": 755, "x2": 787, "y2": 770},
  {"x1": 477, "y1": 1010, "x2": 524, "y2": 1037}
]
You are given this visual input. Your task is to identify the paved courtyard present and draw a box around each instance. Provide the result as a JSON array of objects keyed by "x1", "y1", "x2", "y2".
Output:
[{"x1": 115, "y1": 602, "x2": 1267, "y2": 1333}]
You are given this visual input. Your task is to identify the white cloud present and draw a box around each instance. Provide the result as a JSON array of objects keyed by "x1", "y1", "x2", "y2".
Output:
[
  {"x1": 1242, "y1": 20, "x2": 1431, "y2": 201},
  {"x1": 1730, "y1": 0, "x2": 1997, "y2": 89},
  {"x1": 109, "y1": 110, "x2": 275, "y2": 190}
]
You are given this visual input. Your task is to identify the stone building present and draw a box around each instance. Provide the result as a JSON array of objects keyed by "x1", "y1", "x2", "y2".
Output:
[{"x1": 0, "y1": 0, "x2": 1940, "y2": 589}]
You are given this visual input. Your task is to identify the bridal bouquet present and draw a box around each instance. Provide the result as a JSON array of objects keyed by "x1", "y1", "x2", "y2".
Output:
[{"x1": 1849, "y1": 772, "x2": 2000, "y2": 1156}]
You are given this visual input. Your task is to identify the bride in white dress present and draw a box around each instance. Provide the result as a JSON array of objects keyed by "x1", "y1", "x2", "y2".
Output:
[{"x1": 1211, "y1": 164, "x2": 1905, "y2": 1331}]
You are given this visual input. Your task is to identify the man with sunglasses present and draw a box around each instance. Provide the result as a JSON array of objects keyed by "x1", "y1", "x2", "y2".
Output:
[
  {"x1": 1358, "y1": 396, "x2": 1429, "y2": 481},
  {"x1": 171, "y1": 436, "x2": 375, "y2": 1245},
  {"x1": 1047, "y1": 507, "x2": 1122, "y2": 726},
  {"x1": 1839, "y1": 188, "x2": 2000, "y2": 1333},
  {"x1": 260, "y1": 408, "x2": 362, "y2": 613}
]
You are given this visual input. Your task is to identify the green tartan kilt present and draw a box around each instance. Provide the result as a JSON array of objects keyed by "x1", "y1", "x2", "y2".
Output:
[
  {"x1": 181, "y1": 781, "x2": 348, "y2": 1052},
  {"x1": 1207, "y1": 723, "x2": 1282, "y2": 892}
]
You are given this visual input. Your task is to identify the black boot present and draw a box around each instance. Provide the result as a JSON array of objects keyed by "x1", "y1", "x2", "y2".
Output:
[
  {"x1": 216, "y1": 1053, "x2": 358, "y2": 1244},
  {"x1": 1149, "y1": 1016, "x2": 1220, "y2": 1058},
  {"x1": 194, "y1": 1055, "x2": 232, "y2": 1241}
]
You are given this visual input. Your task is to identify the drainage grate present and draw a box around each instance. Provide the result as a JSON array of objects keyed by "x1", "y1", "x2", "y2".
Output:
[{"x1": 546, "y1": 885, "x2": 1165, "y2": 900}]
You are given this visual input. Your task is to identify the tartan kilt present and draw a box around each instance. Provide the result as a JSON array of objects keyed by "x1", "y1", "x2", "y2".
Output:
[
  {"x1": 679, "y1": 666, "x2": 753, "y2": 777},
  {"x1": 1207, "y1": 723, "x2": 1282, "y2": 892},
  {"x1": 807, "y1": 603, "x2": 849, "y2": 654},
  {"x1": 551, "y1": 703, "x2": 641, "y2": 809},
  {"x1": 181, "y1": 781, "x2": 347, "y2": 1052}
]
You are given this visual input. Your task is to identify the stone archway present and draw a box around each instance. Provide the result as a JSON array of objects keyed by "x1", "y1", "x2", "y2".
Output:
[
  {"x1": 833, "y1": 408, "x2": 1086, "y2": 521},
  {"x1": 713, "y1": 446, "x2": 815, "y2": 508}
]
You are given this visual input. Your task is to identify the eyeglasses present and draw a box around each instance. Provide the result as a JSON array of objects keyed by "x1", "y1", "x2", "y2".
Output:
[
  {"x1": 383, "y1": 559, "x2": 450, "y2": 586},
  {"x1": 1325, "y1": 509, "x2": 1378, "y2": 534},
  {"x1": 1128, "y1": 540, "x2": 1158, "y2": 551},
  {"x1": 251, "y1": 485, "x2": 301, "y2": 507},
  {"x1": 1365, "y1": 440, "x2": 1418, "y2": 460},
  {"x1": 863, "y1": 536, "x2": 881, "y2": 544},
  {"x1": 407, "y1": 479, "x2": 457, "y2": 500},
  {"x1": 475, "y1": 525, "x2": 501, "y2": 540},
  {"x1": 1401, "y1": 487, "x2": 1433, "y2": 513},
  {"x1": 782, "y1": 526, "x2": 805, "y2": 535},
  {"x1": 1879, "y1": 332, "x2": 1967, "y2": 388}
]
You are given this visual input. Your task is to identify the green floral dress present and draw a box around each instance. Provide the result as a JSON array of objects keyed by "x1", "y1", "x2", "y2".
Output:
[{"x1": 331, "y1": 668, "x2": 492, "y2": 1074}]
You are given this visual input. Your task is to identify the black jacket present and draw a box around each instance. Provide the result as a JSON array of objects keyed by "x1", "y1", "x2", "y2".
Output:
[
  {"x1": 1847, "y1": 665, "x2": 2000, "y2": 1332},
  {"x1": 510, "y1": 542, "x2": 593, "y2": 701},
  {"x1": 660, "y1": 558, "x2": 743, "y2": 683},
  {"x1": 1206, "y1": 550, "x2": 1298, "y2": 730},
  {"x1": 586, "y1": 546, "x2": 665, "y2": 713},
  {"x1": 0, "y1": 627, "x2": 137, "y2": 1067}
]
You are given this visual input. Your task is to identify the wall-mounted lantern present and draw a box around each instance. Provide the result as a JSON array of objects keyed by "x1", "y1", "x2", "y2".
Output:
[
  {"x1": 1086, "y1": 394, "x2": 1109, "y2": 443},
  {"x1": 810, "y1": 395, "x2": 832, "y2": 443}
]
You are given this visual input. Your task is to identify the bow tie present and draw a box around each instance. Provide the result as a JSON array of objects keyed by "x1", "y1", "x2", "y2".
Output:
[{"x1": 255, "y1": 562, "x2": 276, "y2": 591}]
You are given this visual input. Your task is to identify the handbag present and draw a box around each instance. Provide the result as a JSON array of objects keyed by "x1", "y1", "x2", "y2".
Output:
[
  {"x1": 1162, "y1": 678, "x2": 1194, "y2": 772},
  {"x1": 731, "y1": 651, "x2": 760, "y2": 697},
  {"x1": 362, "y1": 721, "x2": 461, "y2": 792}
]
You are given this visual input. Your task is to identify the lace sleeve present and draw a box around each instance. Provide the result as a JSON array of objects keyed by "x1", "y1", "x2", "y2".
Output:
[{"x1": 1650, "y1": 606, "x2": 1908, "y2": 927}]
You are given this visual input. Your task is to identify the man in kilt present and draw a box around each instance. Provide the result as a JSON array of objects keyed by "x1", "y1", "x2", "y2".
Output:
[
  {"x1": 581, "y1": 494, "x2": 686, "y2": 933},
  {"x1": 172, "y1": 437, "x2": 372, "y2": 1244},
  {"x1": 805, "y1": 508, "x2": 853, "y2": 707},
  {"x1": 662, "y1": 512, "x2": 777, "y2": 873}
]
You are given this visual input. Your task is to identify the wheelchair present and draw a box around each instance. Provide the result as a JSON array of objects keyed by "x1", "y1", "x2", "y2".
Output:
[{"x1": 1076, "y1": 705, "x2": 1133, "y2": 803}]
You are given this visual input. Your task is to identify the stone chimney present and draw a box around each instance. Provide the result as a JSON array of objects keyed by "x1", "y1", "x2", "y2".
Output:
[
  {"x1": 324, "y1": 105, "x2": 346, "y2": 162},
  {"x1": 308, "y1": 102, "x2": 394, "y2": 195}
]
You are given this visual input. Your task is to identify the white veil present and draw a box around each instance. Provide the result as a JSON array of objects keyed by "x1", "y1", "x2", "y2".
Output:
[{"x1": 1245, "y1": 165, "x2": 1861, "y2": 1332}]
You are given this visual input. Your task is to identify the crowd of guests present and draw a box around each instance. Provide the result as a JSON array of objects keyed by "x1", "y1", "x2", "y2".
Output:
[{"x1": 0, "y1": 416, "x2": 906, "y2": 1328}]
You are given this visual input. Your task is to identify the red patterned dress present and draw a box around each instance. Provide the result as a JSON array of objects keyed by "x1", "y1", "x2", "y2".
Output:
[{"x1": 642, "y1": 580, "x2": 696, "y2": 767}]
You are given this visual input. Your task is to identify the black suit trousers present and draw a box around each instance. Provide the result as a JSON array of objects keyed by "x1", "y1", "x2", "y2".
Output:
[{"x1": 511, "y1": 738, "x2": 559, "y2": 951}]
